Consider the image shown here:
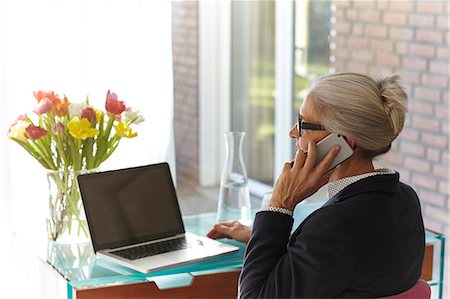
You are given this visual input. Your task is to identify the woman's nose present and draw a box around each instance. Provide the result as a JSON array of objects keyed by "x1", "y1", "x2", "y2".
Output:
[{"x1": 289, "y1": 124, "x2": 298, "y2": 139}]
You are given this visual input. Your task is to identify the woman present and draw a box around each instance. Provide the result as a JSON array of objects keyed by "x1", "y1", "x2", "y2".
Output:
[{"x1": 207, "y1": 73, "x2": 425, "y2": 298}]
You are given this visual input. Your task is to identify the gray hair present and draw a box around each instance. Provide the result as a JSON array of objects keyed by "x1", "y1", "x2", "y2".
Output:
[{"x1": 308, "y1": 72, "x2": 408, "y2": 158}]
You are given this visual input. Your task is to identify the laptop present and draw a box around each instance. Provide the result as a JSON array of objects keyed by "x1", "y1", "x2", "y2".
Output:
[{"x1": 77, "y1": 163, "x2": 239, "y2": 274}]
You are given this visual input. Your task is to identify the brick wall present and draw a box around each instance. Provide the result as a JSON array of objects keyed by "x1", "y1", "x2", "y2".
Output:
[
  {"x1": 172, "y1": 1, "x2": 199, "y2": 189},
  {"x1": 331, "y1": 0, "x2": 449, "y2": 295}
]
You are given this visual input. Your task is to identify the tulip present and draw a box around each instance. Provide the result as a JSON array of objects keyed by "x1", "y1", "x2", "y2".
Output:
[
  {"x1": 105, "y1": 90, "x2": 126, "y2": 115},
  {"x1": 81, "y1": 107, "x2": 97, "y2": 124},
  {"x1": 7, "y1": 120, "x2": 29, "y2": 142},
  {"x1": 53, "y1": 96, "x2": 68, "y2": 117},
  {"x1": 67, "y1": 117, "x2": 99, "y2": 140},
  {"x1": 33, "y1": 90, "x2": 45, "y2": 102},
  {"x1": 51, "y1": 122, "x2": 65, "y2": 135},
  {"x1": 114, "y1": 122, "x2": 137, "y2": 138},
  {"x1": 68, "y1": 102, "x2": 87, "y2": 119},
  {"x1": 25, "y1": 125, "x2": 48, "y2": 140},
  {"x1": 124, "y1": 107, "x2": 145, "y2": 124},
  {"x1": 33, "y1": 98, "x2": 52, "y2": 115}
]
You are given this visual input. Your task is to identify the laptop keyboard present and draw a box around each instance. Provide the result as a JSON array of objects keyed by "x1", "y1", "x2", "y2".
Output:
[{"x1": 111, "y1": 237, "x2": 199, "y2": 260}]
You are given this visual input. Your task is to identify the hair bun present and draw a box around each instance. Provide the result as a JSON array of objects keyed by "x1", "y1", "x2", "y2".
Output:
[{"x1": 377, "y1": 74, "x2": 408, "y2": 136}]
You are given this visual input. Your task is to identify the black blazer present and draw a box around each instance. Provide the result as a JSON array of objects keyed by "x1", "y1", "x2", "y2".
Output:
[{"x1": 239, "y1": 173, "x2": 425, "y2": 298}]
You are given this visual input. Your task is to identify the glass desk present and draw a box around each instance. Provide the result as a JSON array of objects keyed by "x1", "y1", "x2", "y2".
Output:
[{"x1": 34, "y1": 201, "x2": 445, "y2": 299}]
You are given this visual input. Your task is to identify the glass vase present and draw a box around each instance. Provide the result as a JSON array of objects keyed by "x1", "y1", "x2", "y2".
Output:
[
  {"x1": 46, "y1": 169, "x2": 96, "y2": 243},
  {"x1": 217, "y1": 132, "x2": 252, "y2": 225}
]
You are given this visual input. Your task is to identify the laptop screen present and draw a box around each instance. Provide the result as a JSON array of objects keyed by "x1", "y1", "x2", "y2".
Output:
[{"x1": 78, "y1": 163, "x2": 185, "y2": 252}]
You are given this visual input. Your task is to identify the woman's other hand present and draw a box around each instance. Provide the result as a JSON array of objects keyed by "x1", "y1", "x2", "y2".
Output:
[{"x1": 207, "y1": 221, "x2": 251, "y2": 244}]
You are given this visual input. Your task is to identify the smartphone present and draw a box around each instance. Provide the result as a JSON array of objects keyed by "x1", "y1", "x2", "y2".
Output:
[{"x1": 315, "y1": 133, "x2": 354, "y2": 172}]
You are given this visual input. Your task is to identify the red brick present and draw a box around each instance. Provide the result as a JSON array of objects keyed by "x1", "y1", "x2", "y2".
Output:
[
  {"x1": 443, "y1": 152, "x2": 449, "y2": 164},
  {"x1": 395, "y1": 42, "x2": 408, "y2": 55},
  {"x1": 333, "y1": 48, "x2": 351, "y2": 59},
  {"x1": 400, "y1": 140, "x2": 426, "y2": 157},
  {"x1": 439, "y1": 180, "x2": 449, "y2": 196},
  {"x1": 383, "y1": 12, "x2": 407, "y2": 26},
  {"x1": 441, "y1": 122, "x2": 449, "y2": 134},
  {"x1": 368, "y1": 65, "x2": 393, "y2": 79},
  {"x1": 377, "y1": 0, "x2": 389, "y2": 10},
  {"x1": 354, "y1": 0, "x2": 375, "y2": 9},
  {"x1": 436, "y1": 16, "x2": 449, "y2": 30},
  {"x1": 347, "y1": 36, "x2": 369, "y2": 48},
  {"x1": 398, "y1": 69, "x2": 419, "y2": 84},
  {"x1": 405, "y1": 156, "x2": 431, "y2": 173},
  {"x1": 359, "y1": 10, "x2": 381, "y2": 22},
  {"x1": 424, "y1": 205, "x2": 450, "y2": 225},
  {"x1": 345, "y1": 8, "x2": 358, "y2": 21},
  {"x1": 430, "y1": 61, "x2": 450, "y2": 76},
  {"x1": 352, "y1": 50, "x2": 374, "y2": 63},
  {"x1": 414, "y1": 86, "x2": 440, "y2": 102},
  {"x1": 370, "y1": 39, "x2": 394, "y2": 52},
  {"x1": 426, "y1": 147, "x2": 441, "y2": 162},
  {"x1": 416, "y1": 29, "x2": 444, "y2": 44},
  {"x1": 346, "y1": 61, "x2": 368, "y2": 73},
  {"x1": 408, "y1": 14, "x2": 435, "y2": 28},
  {"x1": 382, "y1": 151, "x2": 403, "y2": 165},
  {"x1": 333, "y1": 35, "x2": 347, "y2": 46},
  {"x1": 389, "y1": 27, "x2": 414, "y2": 40},
  {"x1": 418, "y1": 189, "x2": 446, "y2": 208},
  {"x1": 437, "y1": 47, "x2": 450, "y2": 60},
  {"x1": 433, "y1": 164, "x2": 449, "y2": 180},
  {"x1": 417, "y1": 1, "x2": 444, "y2": 14},
  {"x1": 389, "y1": 0, "x2": 415, "y2": 12},
  {"x1": 408, "y1": 101, "x2": 433, "y2": 115},
  {"x1": 421, "y1": 132, "x2": 448, "y2": 148},
  {"x1": 410, "y1": 43, "x2": 436, "y2": 58},
  {"x1": 411, "y1": 115, "x2": 440, "y2": 132},
  {"x1": 332, "y1": 60, "x2": 346, "y2": 72},
  {"x1": 352, "y1": 23, "x2": 364, "y2": 35},
  {"x1": 401, "y1": 57, "x2": 427, "y2": 71},
  {"x1": 334, "y1": 0, "x2": 352, "y2": 8},
  {"x1": 435, "y1": 104, "x2": 449, "y2": 120},
  {"x1": 365, "y1": 24, "x2": 388, "y2": 38},
  {"x1": 412, "y1": 173, "x2": 438, "y2": 189},
  {"x1": 336, "y1": 21, "x2": 351, "y2": 34},
  {"x1": 376, "y1": 52, "x2": 400, "y2": 66},
  {"x1": 400, "y1": 127, "x2": 420, "y2": 141},
  {"x1": 421, "y1": 74, "x2": 449, "y2": 89}
]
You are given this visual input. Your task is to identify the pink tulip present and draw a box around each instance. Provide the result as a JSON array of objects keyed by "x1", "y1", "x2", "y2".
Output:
[
  {"x1": 25, "y1": 125, "x2": 48, "y2": 140},
  {"x1": 105, "y1": 90, "x2": 126, "y2": 115},
  {"x1": 33, "y1": 98, "x2": 52, "y2": 114},
  {"x1": 51, "y1": 123, "x2": 65, "y2": 135},
  {"x1": 81, "y1": 107, "x2": 97, "y2": 124}
]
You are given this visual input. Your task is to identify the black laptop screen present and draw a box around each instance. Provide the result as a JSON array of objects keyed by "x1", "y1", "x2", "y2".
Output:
[{"x1": 78, "y1": 163, "x2": 185, "y2": 252}]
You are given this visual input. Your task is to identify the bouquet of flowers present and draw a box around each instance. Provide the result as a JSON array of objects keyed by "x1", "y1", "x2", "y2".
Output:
[{"x1": 7, "y1": 90, "x2": 144, "y2": 241}]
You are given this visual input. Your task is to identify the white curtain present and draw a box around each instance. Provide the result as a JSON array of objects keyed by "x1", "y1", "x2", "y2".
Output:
[{"x1": 0, "y1": 0, "x2": 174, "y2": 294}]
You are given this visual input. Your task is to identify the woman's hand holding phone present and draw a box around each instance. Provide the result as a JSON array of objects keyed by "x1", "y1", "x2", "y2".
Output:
[{"x1": 269, "y1": 141, "x2": 341, "y2": 211}]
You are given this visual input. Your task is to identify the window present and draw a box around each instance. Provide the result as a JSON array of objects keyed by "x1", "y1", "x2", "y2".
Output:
[{"x1": 230, "y1": 0, "x2": 276, "y2": 186}]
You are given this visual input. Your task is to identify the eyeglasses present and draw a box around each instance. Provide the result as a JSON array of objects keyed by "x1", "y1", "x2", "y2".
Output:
[{"x1": 297, "y1": 114, "x2": 326, "y2": 137}]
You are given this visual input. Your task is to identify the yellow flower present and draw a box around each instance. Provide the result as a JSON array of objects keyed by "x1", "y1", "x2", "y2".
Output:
[
  {"x1": 67, "y1": 117, "x2": 99, "y2": 139},
  {"x1": 7, "y1": 120, "x2": 29, "y2": 142},
  {"x1": 95, "y1": 108, "x2": 103, "y2": 123},
  {"x1": 114, "y1": 121, "x2": 137, "y2": 138}
]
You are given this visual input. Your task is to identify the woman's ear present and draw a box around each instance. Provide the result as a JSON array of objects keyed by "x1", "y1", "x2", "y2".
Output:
[{"x1": 344, "y1": 136, "x2": 357, "y2": 149}]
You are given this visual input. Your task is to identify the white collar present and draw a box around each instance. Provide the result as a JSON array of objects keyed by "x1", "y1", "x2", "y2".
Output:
[{"x1": 327, "y1": 168, "x2": 396, "y2": 199}]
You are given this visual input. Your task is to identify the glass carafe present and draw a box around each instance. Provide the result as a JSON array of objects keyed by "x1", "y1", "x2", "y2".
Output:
[{"x1": 217, "y1": 132, "x2": 252, "y2": 225}]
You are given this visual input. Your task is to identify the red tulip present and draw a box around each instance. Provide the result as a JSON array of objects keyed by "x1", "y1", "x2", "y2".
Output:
[
  {"x1": 25, "y1": 125, "x2": 48, "y2": 140},
  {"x1": 105, "y1": 90, "x2": 126, "y2": 115},
  {"x1": 81, "y1": 107, "x2": 97, "y2": 124}
]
